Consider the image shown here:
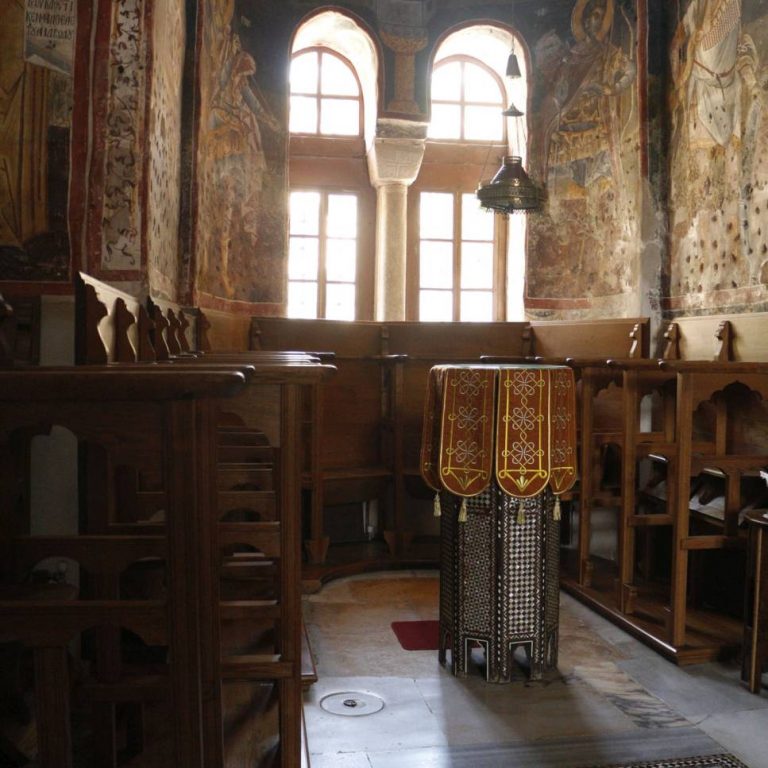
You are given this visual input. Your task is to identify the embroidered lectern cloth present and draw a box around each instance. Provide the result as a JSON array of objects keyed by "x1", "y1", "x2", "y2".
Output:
[{"x1": 420, "y1": 364, "x2": 577, "y2": 500}]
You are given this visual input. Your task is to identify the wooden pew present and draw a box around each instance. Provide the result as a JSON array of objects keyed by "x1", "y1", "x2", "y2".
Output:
[
  {"x1": 75, "y1": 273, "x2": 331, "y2": 766},
  {"x1": 252, "y1": 318, "x2": 397, "y2": 572},
  {"x1": 0, "y1": 366, "x2": 247, "y2": 768},
  {"x1": 252, "y1": 315, "x2": 654, "y2": 586},
  {"x1": 562, "y1": 313, "x2": 768, "y2": 665}
]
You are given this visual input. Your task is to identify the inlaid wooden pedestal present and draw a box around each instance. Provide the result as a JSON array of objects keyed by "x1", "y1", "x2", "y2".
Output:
[{"x1": 438, "y1": 485, "x2": 560, "y2": 683}]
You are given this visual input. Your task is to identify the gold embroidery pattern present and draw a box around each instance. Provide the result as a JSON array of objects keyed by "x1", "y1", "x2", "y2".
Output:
[
  {"x1": 421, "y1": 365, "x2": 578, "y2": 502},
  {"x1": 438, "y1": 368, "x2": 494, "y2": 496},
  {"x1": 550, "y1": 368, "x2": 577, "y2": 494},
  {"x1": 497, "y1": 369, "x2": 549, "y2": 497}
]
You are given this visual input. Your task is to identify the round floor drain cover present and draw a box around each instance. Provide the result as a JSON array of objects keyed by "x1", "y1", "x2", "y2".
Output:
[{"x1": 319, "y1": 691, "x2": 385, "y2": 717}]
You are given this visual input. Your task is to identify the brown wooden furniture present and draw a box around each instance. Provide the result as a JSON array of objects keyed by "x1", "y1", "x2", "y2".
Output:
[
  {"x1": 742, "y1": 508, "x2": 768, "y2": 694},
  {"x1": 69, "y1": 274, "x2": 333, "y2": 765},
  {"x1": 251, "y1": 316, "x2": 652, "y2": 586},
  {"x1": 252, "y1": 318, "x2": 401, "y2": 572},
  {"x1": 562, "y1": 314, "x2": 768, "y2": 664},
  {"x1": 0, "y1": 366, "x2": 247, "y2": 768}
]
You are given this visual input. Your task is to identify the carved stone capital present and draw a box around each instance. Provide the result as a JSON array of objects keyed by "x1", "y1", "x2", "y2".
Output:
[
  {"x1": 367, "y1": 135, "x2": 426, "y2": 187},
  {"x1": 379, "y1": 27, "x2": 429, "y2": 55}
]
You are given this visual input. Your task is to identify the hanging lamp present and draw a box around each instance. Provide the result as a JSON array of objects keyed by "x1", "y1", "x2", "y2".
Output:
[
  {"x1": 505, "y1": 43, "x2": 522, "y2": 79},
  {"x1": 476, "y1": 155, "x2": 544, "y2": 214},
  {"x1": 477, "y1": 40, "x2": 542, "y2": 214}
]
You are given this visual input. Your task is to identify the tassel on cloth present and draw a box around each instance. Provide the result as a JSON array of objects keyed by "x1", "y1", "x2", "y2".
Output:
[
  {"x1": 553, "y1": 496, "x2": 562, "y2": 522},
  {"x1": 517, "y1": 498, "x2": 525, "y2": 525},
  {"x1": 458, "y1": 497, "x2": 468, "y2": 523},
  {"x1": 433, "y1": 492, "x2": 442, "y2": 518}
]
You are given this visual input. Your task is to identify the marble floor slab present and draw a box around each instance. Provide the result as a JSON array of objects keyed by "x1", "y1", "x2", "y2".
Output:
[{"x1": 303, "y1": 573, "x2": 767, "y2": 768}]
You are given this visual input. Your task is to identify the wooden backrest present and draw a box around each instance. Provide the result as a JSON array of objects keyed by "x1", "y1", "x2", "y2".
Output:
[
  {"x1": 383, "y1": 321, "x2": 529, "y2": 358},
  {"x1": 199, "y1": 307, "x2": 252, "y2": 353},
  {"x1": 75, "y1": 272, "x2": 155, "y2": 363},
  {"x1": 147, "y1": 297, "x2": 198, "y2": 357},
  {"x1": 252, "y1": 318, "x2": 387, "y2": 471},
  {"x1": 529, "y1": 317, "x2": 650, "y2": 359},
  {"x1": 252, "y1": 317, "x2": 382, "y2": 357},
  {"x1": 669, "y1": 313, "x2": 768, "y2": 362}
]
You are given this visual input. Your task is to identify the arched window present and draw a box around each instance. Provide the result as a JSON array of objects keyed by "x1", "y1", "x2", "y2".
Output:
[
  {"x1": 428, "y1": 57, "x2": 506, "y2": 143},
  {"x1": 287, "y1": 12, "x2": 379, "y2": 320},
  {"x1": 289, "y1": 48, "x2": 362, "y2": 137},
  {"x1": 409, "y1": 25, "x2": 529, "y2": 322}
]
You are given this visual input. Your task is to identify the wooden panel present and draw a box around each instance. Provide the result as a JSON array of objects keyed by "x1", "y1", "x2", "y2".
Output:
[
  {"x1": 676, "y1": 313, "x2": 768, "y2": 362},
  {"x1": 384, "y1": 321, "x2": 528, "y2": 359},
  {"x1": 252, "y1": 317, "x2": 381, "y2": 357},
  {"x1": 530, "y1": 317, "x2": 650, "y2": 359},
  {"x1": 321, "y1": 361, "x2": 384, "y2": 470},
  {"x1": 201, "y1": 308, "x2": 252, "y2": 352}
]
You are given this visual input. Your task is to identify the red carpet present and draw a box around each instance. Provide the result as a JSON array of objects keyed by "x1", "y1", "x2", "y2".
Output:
[{"x1": 391, "y1": 620, "x2": 439, "y2": 651}]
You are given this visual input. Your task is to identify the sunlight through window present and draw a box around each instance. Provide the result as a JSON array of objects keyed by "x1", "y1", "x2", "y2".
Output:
[
  {"x1": 288, "y1": 190, "x2": 358, "y2": 320},
  {"x1": 428, "y1": 58, "x2": 504, "y2": 142},
  {"x1": 290, "y1": 50, "x2": 361, "y2": 137}
]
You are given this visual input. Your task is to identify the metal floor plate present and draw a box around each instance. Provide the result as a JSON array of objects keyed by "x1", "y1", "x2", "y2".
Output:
[{"x1": 319, "y1": 691, "x2": 385, "y2": 717}]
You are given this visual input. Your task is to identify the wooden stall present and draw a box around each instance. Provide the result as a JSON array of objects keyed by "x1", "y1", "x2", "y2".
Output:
[
  {"x1": 22, "y1": 275, "x2": 335, "y2": 767},
  {"x1": 562, "y1": 313, "x2": 768, "y2": 664}
]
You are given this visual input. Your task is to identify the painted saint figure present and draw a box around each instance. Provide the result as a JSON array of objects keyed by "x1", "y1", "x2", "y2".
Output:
[
  {"x1": 526, "y1": 0, "x2": 639, "y2": 301},
  {"x1": 680, "y1": 0, "x2": 744, "y2": 150},
  {"x1": 534, "y1": 0, "x2": 635, "y2": 198},
  {"x1": 200, "y1": 0, "x2": 280, "y2": 299}
]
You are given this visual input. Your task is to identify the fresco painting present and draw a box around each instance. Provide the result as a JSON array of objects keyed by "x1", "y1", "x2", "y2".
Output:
[
  {"x1": 0, "y1": 0, "x2": 72, "y2": 282},
  {"x1": 196, "y1": 0, "x2": 286, "y2": 304},
  {"x1": 99, "y1": 0, "x2": 148, "y2": 272},
  {"x1": 146, "y1": 0, "x2": 185, "y2": 300},
  {"x1": 669, "y1": 0, "x2": 768, "y2": 312},
  {"x1": 527, "y1": 0, "x2": 641, "y2": 305}
]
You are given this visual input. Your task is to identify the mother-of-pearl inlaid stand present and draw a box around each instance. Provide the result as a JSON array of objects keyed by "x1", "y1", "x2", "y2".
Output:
[{"x1": 421, "y1": 365, "x2": 577, "y2": 682}]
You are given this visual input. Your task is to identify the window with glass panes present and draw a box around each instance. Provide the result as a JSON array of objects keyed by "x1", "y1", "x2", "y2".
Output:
[
  {"x1": 287, "y1": 190, "x2": 358, "y2": 320},
  {"x1": 428, "y1": 56, "x2": 505, "y2": 143},
  {"x1": 417, "y1": 192, "x2": 501, "y2": 322},
  {"x1": 289, "y1": 48, "x2": 362, "y2": 136}
]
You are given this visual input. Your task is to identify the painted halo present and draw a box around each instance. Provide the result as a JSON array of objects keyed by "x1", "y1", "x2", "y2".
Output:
[{"x1": 571, "y1": 0, "x2": 614, "y2": 43}]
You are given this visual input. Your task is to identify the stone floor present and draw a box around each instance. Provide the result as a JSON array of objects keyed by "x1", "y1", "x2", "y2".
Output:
[{"x1": 302, "y1": 571, "x2": 768, "y2": 768}]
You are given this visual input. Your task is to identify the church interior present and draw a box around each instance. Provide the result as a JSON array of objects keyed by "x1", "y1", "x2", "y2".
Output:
[{"x1": 1, "y1": 0, "x2": 768, "y2": 766}]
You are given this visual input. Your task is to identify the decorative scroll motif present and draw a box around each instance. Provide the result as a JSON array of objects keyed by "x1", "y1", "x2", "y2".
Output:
[
  {"x1": 438, "y1": 368, "x2": 495, "y2": 497},
  {"x1": 420, "y1": 364, "x2": 578, "y2": 505},
  {"x1": 549, "y1": 367, "x2": 577, "y2": 495},
  {"x1": 496, "y1": 368, "x2": 548, "y2": 498},
  {"x1": 101, "y1": 0, "x2": 146, "y2": 270}
]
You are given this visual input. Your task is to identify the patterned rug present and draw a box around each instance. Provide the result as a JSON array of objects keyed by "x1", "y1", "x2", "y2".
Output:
[{"x1": 585, "y1": 755, "x2": 748, "y2": 768}]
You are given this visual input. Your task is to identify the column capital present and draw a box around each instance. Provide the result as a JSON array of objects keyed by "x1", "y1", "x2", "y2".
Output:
[{"x1": 367, "y1": 121, "x2": 427, "y2": 187}]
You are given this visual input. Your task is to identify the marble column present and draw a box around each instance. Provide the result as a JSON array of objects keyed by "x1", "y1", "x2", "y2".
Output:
[{"x1": 367, "y1": 129, "x2": 426, "y2": 321}]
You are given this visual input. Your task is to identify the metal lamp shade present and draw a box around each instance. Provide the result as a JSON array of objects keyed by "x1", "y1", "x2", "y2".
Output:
[{"x1": 476, "y1": 155, "x2": 543, "y2": 214}]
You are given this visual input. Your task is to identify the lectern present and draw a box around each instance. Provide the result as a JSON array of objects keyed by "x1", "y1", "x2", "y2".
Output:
[{"x1": 421, "y1": 365, "x2": 577, "y2": 682}]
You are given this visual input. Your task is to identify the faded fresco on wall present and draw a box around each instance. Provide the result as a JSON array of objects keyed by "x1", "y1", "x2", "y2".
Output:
[
  {"x1": 0, "y1": 0, "x2": 72, "y2": 282},
  {"x1": 100, "y1": 0, "x2": 147, "y2": 271},
  {"x1": 196, "y1": 0, "x2": 286, "y2": 304},
  {"x1": 668, "y1": 0, "x2": 768, "y2": 313},
  {"x1": 526, "y1": 0, "x2": 641, "y2": 306},
  {"x1": 146, "y1": 0, "x2": 184, "y2": 300}
]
